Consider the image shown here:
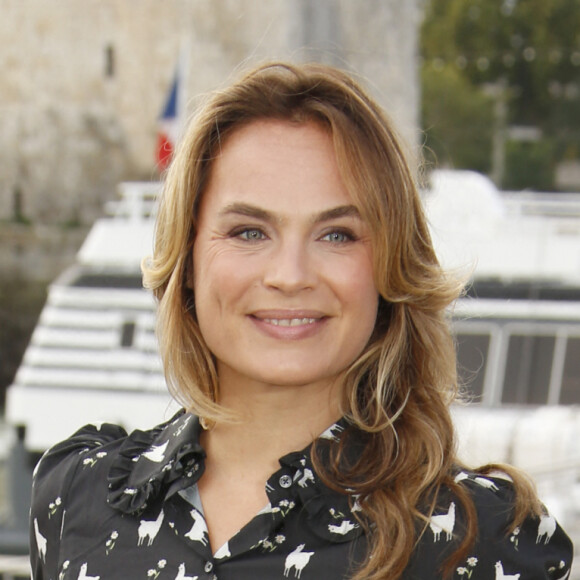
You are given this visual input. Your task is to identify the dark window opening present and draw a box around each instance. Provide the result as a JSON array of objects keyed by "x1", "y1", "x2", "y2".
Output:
[
  {"x1": 502, "y1": 335, "x2": 554, "y2": 404},
  {"x1": 560, "y1": 337, "x2": 580, "y2": 404},
  {"x1": 455, "y1": 333, "x2": 490, "y2": 402},
  {"x1": 120, "y1": 321, "x2": 136, "y2": 348},
  {"x1": 105, "y1": 45, "x2": 115, "y2": 78}
]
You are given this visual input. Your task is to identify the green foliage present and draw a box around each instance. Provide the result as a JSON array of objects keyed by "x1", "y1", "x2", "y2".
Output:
[
  {"x1": 422, "y1": 63, "x2": 494, "y2": 172},
  {"x1": 503, "y1": 139, "x2": 556, "y2": 190},
  {"x1": 421, "y1": 0, "x2": 580, "y2": 190}
]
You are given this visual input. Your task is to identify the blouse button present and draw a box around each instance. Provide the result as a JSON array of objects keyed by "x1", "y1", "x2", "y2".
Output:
[
  {"x1": 279, "y1": 474, "x2": 292, "y2": 489},
  {"x1": 204, "y1": 561, "x2": 214, "y2": 573}
]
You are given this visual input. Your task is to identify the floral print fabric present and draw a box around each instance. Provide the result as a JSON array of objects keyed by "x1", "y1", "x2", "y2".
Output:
[{"x1": 30, "y1": 411, "x2": 573, "y2": 579}]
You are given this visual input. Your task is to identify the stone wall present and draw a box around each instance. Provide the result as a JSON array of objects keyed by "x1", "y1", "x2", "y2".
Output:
[{"x1": 0, "y1": 0, "x2": 420, "y2": 225}]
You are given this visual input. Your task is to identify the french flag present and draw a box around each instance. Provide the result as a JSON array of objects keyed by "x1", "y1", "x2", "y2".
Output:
[{"x1": 156, "y1": 70, "x2": 180, "y2": 170}]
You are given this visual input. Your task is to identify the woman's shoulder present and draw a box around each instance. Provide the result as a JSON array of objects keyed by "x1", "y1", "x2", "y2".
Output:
[
  {"x1": 32, "y1": 410, "x2": 203, "y2": 514},
  {"x1": 33, "y1": 421, "x2": 132, "y2": 494},
  {"x1": 30, "y1": 411, "x2": 206, "y2": 577},
  {"x1": 31, "y1": 420, "x2": 129, "y2": 507},
  {"x1": 412, "y1": 469, "x2": 574, "y2": 580}
]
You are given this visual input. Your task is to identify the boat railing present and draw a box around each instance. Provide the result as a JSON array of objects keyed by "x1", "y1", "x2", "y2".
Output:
[{"x1": 103, "y1": 182, "x2": 161, "y2": 221}]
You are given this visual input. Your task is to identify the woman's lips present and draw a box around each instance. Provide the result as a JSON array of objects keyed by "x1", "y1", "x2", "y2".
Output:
[
  {"x1": 261, "y1": 317, "x2": 317, "y2": 327},
  {"x1": 249, "y1": 312, "x2": 328, "y2": 339}
]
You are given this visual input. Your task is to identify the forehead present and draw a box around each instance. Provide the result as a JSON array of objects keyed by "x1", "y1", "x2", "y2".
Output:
[{"x1": 201, "y1": 119, "x2": 356, "y2": 214}]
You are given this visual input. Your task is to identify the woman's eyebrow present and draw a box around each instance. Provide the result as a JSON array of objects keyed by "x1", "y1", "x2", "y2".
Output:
[
  {"x1": 313, "y1": 205, "x2": 361, "y2": 223},
  {"x1": 219, "y1": 202, "x2": 272, "y2": 221},
  {"x1": 218, "y1": 202, "x2": 361, "y2": 224}
]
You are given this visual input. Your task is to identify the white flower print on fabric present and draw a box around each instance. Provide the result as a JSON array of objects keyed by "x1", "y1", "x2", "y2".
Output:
[
  {"x1": 147, "y1": 559, "x2": 167, "y2": 579},
  {"x1": 329, "y1": 507, "x2": 346, "y2": 519},
  {"x1": 82, "y1": 451, "x2": 107, "y2": 469},
  {"x1": 105, "y1": 530, "x2": 119, "y2": 555},
  {"x1": 168, "y1": 521, "x2": 179, "y2": 535},
  {"x1": 429, "y1": 502, "x2": 456, "y2": 542},
  {"x1": 137, "y1": 510, "x2": 165, "y2": 546},
  {"x1": 77, "y1": 562, "x2": 100, "y2": 579},
  {"x1": 58, "y1": 560, "x2": 70, "y2": 580},
  {"x1": 184, "y1": 509, "x2": 209, "y2": 545},
  {"x1": 494, "y1": 560, "x2": 521, "y2": 580},
  {"x1": 509, "y1": 526, "x2": 520, "y2": 550},
  {"x1": 284, "y1": 544, "x2": 315, "y2": 578},
  {"x1": 456, "y1": 556, "x2": 478, "y2": 578},
  {"x1": 257, "y1": 534, "x2": 286, "y2": 553},
  {"x1": 33, "y1": 518, "x2": 47, "y2": 562},
  {"x1": 537, "y1": 514, "x2": 557, "y2": 544},
  {"x1": 276, "y1": 499, "x2": 296, "y2": 517},
  {"x1": 174, "y1": 562, "x2": 198, "y2": 580},
  {"x1": 548, "y1": 560, "x2": 571, "y2": 580},
  {"x1": 48, "y1": 496, "x2": 62, "y2": 518}
]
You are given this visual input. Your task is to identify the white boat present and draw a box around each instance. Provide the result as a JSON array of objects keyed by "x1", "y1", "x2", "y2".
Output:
[{"x1": 6, "y1": 182, "x2": 177, "y2": 453}]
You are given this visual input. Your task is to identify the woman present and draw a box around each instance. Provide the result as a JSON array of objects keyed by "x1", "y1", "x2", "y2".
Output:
[{"x1": 30, "y1": 62, "x2": 573, "y2": 580}]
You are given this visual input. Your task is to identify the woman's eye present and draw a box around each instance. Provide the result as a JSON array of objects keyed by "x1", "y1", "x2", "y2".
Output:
[
  {"x1": 321, "y1": 230, "x2": 355, "y2": 243},
  {"x1": 235, "y1": 228, "x2": 266, "y2": 241}
]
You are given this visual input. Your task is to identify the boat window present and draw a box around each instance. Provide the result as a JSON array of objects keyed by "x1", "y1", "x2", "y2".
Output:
[
  {"x1": 560, "y1": 337, "x2": 580, "y2": 404},
  {"x1": 120, "y1": 322, "x2": 136, "y2": 348},
  {"x1": 455, "y1": 333, "x2": 489, "y2": 402},
  {"x1": 502, "y1": 335, "x2": 555, "y2": 404}
]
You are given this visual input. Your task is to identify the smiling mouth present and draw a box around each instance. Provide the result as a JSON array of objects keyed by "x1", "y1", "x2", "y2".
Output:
[{"x1": 261, "y1": 317, "x2": 318, "y2": 327}]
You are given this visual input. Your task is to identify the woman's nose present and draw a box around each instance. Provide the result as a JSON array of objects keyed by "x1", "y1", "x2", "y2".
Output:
[{"x1": 262, "y1": 240, "x2": 316, "y2": 293}]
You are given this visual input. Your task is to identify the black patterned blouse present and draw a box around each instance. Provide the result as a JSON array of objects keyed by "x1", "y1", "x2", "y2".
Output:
[{"x1": 30, "y1": 411, "x2": 573, "y2": 580}]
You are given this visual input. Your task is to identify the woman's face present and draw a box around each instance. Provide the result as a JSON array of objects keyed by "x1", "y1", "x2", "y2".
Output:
[{"x1": 193, "y1": 119, "x2": 379, "y2": 395}]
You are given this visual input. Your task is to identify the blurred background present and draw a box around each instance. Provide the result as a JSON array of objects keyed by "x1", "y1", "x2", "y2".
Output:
[{"x1": 0, "y1": 0, "x2": 578, "y2": 576}]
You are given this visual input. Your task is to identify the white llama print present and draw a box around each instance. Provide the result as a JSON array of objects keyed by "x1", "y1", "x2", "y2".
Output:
[
  {"x1": 214, "y1": 541, "x2": 231, "y2": 559},
  {"x1": 137, "y1": 509, "x2": 165, "y2": 546},
  {"x1": 536, "y1": 514, "x2": 557, "y2": 544},
  {"x1": 33, "y1": 518, "x2": 47, "y2": 562},
  {"x1": 284, "y1": 544, "x2": 315, "y2": 579},
  {"x1": 429, "y1": 502, "x2": 456, "y2": 541},
  {"x1": 296, "y1": 468, "x2": 315, "y2": 488},
  {"x1": 142, "y1": 441, "x2": 169, "y2": 463},
  {"x1": 328, "y1": 519, "x2": 359, "y2": 535},
  {"x1": 319, "y1": 424, "x2": 345, "y2": 442},
  {"x1": 494, "y1": 560, "x2": 520, "y2": 580},
  {"x1": 473, "y1": 476, "x2": 499, "y2": 491},
  {"x1": 77, "y1": 562, "x2": 100, "y2": 580},
  {"x1": 174, "y1": 563, "x2": 198, "y2": 580},
  {"x1": 185, "y1": 509, "x2": 209, "y2": 545}
]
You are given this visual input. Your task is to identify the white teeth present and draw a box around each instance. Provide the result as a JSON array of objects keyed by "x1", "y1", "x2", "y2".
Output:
[{"x1": 263, "y1": 318, "x2": 317, "y2": 327}]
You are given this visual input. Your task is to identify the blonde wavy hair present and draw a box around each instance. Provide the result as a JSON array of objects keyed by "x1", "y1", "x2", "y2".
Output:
[{"x1": 143, "y1": 62, "x2": 541, "y2": 580}]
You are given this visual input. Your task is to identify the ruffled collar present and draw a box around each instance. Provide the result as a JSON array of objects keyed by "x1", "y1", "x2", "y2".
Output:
[
  {"x1": 108, "y1": 411, "x2": 205, "y2": 514},
  {"x1": 107, "y1": 411, "x2": 364, "y2": 543}
]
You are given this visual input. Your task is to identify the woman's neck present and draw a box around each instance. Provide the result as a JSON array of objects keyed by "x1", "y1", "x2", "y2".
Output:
[{"x1": 201, "y1": 373, "x2": 343, "y2": 474}]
